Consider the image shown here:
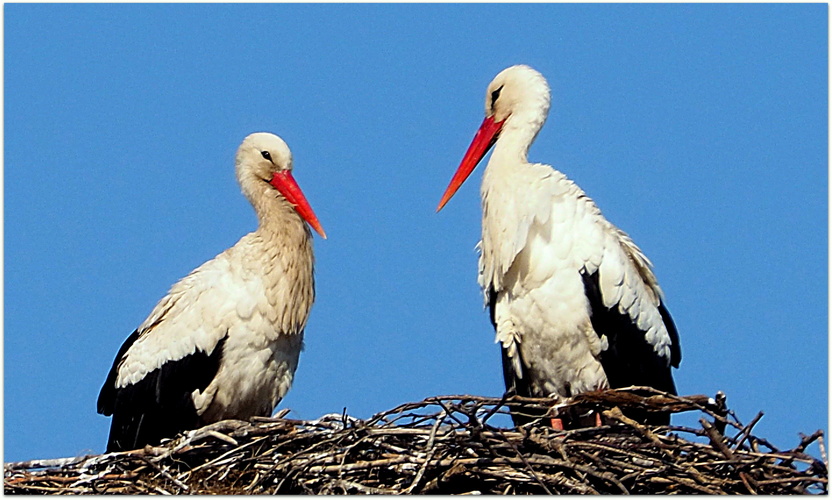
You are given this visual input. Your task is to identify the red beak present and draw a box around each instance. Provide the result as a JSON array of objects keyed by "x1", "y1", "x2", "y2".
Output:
[
  {"x1": 270, "y1": 171, "x2": 327, "y2": 239},
  {"x1": 436, "y1": 115, "x2": 504, "y2": 212}
]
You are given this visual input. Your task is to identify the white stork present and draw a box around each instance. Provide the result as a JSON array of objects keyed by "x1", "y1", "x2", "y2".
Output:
[
  {"x1": 97, "y1": 132, "x2": 326, "y2": 452},
  {"x1": 437, "y1": 65, "x2": 681, "y2": 427}
]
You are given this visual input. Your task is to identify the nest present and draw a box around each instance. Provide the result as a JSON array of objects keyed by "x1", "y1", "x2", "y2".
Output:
[{"x1": 5, "y1": 389, "x2": 828, "y2": 494}]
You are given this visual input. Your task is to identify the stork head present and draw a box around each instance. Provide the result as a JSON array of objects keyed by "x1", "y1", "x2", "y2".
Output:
[
  {"x1": 237, "y1": 132, "x2": 326, "y2": 239},
  {"x1": 437, "y1": 65, "x2": 551, "y2": 211}
]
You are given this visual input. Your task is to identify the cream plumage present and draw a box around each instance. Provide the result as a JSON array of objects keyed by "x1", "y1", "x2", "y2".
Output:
[
  {"x1": 98, "y1": 133, "x2": 325, "y2": 452},
  {"x1": 438, "y1": 65, "x2": 681, "y2": 426}
]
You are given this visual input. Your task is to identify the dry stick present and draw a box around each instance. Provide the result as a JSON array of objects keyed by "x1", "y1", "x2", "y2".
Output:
[
  {"x1": 244, "y1": 470, "x2": 262, "y2": 491},
  {"x1": 700, "y1": 418, "x2": 736, "y2": 461},
  {"x1": 179, "y1": 438, "x2": 262, "y2": 478},
  {"x1": 572, "y1": 446, "x2": 649, "y2": 482},
  {"x1": 479, "y1": 391, "x2": 512, "y2": 426},
  {"x1": 494, "y1": 428, "x2": 555, "y2": 495},
  {"x1": 654, "y1": 474, "x2": 724, "y2": 495},
  {"x1": 699, "y1": 418, "x2": 760, "y2": 495},
  {"x1": 7, "y1": 474, "x2": 83, "y2": 485},
  {"x1": 366, "y1": 427, "x2": 435, "y2": 437},
  {"x1": 330, "y1": 479, "x2": 396, "y2": 494},
  {"x1": 742, "y1": 471, "x2": 768, "y2": 494},
  {"x1": 419, "y1": 463, "x2": 466, "y2": 493},
  {"x1": 754, "y1": 476, "x2": 829, "y2": 486},
  {"x1": 777, "y1": 430, "x2": 825, "y2": 473},
  {"x1": 739, "y1": 471, "x2": 759, "y2": 495},
  {"x1": 432, "y1": 398, "x2": 470, "y2": 428},
  {"x1": 68, "y1": 469, "x2": 134, "y2": 490},
  {"x1": 796, "y1": 430, "x2": 825, "y2": 453},
  {"x1": 5, "y1": 455, "x2": 91, "y2": 471},
  {"x1": 138, "y1": 455, "x2": 190, "y2": 493},
  {"x1": 519, "y1": 445, "x2": 631, "y2": 494},
  {"x1": 732, "y1": 411, "x2": 764, "y2": 451},
  {"x1": 569, "y1": 440, "x2": 659, "y2": 466},
  {"x1": 136, "y1": 478, "x2": 172, "y2": 495},
  {"x1": 574, "y1": 387, "x2": 730, "y2": 423},
  {"x1": 404, "y1": 410, "x2": 447, "y2": 493},
  {"x1": 567, "y1": 449, "x2": 633, "y2": 494},
  {"x1": 602, "y1": 407, "x2": 678, "y2": 465},
  {"x1": 16, "y1": 484, "x2": 88, "y2": 494},
  {"x1": 554, "y1": 457, "x2": 630, "y2": 494},
  {"x1": 744, "y1": 450, "x2": 819, "y2": 463},
  {"x1": 334, "y1": 431, "x2": 371, "y2": 477}
]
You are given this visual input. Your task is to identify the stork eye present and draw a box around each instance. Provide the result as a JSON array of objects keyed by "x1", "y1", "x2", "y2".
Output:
[
  {"x1": 261, "y1": 151, "x2": 272, "y2": 161},
  {"x1": 491, "y1": 85, "x2": 504, "y2": 106}
]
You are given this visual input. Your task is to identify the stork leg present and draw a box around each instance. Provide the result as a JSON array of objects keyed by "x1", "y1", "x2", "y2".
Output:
[{"x1": 549, "y1": 411, "x2": 602, "y2": 430}]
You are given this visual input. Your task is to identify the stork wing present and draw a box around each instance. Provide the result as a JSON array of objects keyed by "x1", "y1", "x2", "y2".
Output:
[
  {"x1": 96, "y1": 257, "x2": 238, "y2": 451},
  {"x1": 580, "y1": 225, "x2": 681, "y2": 395},
  {"x1": 97, "y1": 329, "x2": 226, "y2": 452}
]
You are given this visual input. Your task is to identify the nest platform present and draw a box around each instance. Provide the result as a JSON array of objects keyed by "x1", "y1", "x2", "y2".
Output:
[{"x1": 5, "y1": 389, "x2": 827, "y2": 494}]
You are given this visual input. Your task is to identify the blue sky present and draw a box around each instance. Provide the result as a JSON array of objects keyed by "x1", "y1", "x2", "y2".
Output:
[{"x1": 4, "y1": 4, "x2": 827, "y2": 462}]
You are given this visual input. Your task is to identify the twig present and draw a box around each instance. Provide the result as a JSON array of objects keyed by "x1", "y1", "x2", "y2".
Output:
[
  {"x1": 139, "y1": 456, "x2": 190, "y2": 493},
  {"x1": 732, "y1": 411, "x2": 764, "y2": 451},
  {"x1": 404, "y1": 409, "x2": 446, "y2": 493},
  {"x1": 700, "y1": 417, "x2": 735, "y2": 461}
]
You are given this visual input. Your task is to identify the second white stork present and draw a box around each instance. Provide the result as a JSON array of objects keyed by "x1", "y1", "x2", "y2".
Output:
[
  {"x1": 437, "y1": 65, "x2": 681, "y2": 427},
  {"x1": 97, "y1": 132, "x2": 326, "y2": 452}
]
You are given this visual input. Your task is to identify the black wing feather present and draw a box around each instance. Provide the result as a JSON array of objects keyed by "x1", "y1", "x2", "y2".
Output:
[
  {"x1": 659, "y1": 301, "x2": 682, "y2": 368},
  {"x1": 97, "y1": 329, "x2": 142, "y2": 416},
  {"x1": 97, "y1": 331, "x2": 227, "y2": 452},
  {"x1": 581, "y1": 268, "x2": 679, "y2": 424}
]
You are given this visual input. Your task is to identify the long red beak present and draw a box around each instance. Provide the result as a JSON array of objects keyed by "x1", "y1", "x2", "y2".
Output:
[
  {"x1": 270, "y1": 171, "x2": 327, "y2": 239},
  {"x1": 436, "y1": 115, "x2": 504, "y2": 212}
]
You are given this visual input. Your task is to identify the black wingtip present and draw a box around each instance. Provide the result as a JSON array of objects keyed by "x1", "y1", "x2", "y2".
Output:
[{"x1": 101, "y1": 334, "x2": 228, "y2": 452}]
